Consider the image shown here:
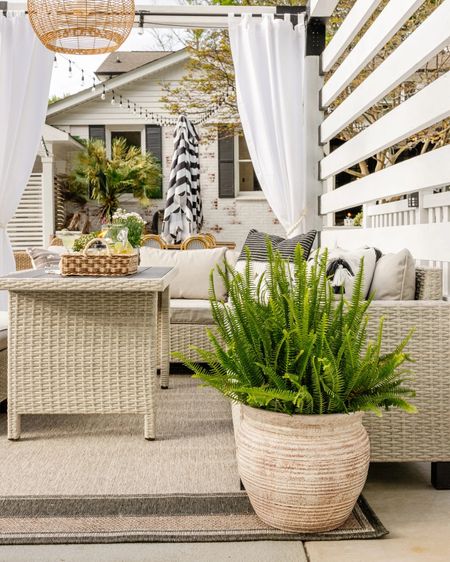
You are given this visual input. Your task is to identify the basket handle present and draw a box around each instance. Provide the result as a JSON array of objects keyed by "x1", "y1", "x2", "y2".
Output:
[{"x1": 82, "y1": 238, "x2": 112, "y2": 257}]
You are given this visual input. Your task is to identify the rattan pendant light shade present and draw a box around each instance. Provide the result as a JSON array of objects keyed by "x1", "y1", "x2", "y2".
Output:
[{"x1": 27, "y1": 0, "x2": 135, "y2": 54}]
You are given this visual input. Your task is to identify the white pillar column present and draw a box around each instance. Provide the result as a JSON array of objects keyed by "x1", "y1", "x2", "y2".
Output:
[
  {"x1": 304, "y1": 55, "x2": 325, "y2": 236},
  {"x1": 41, "y1": 155, "x2": 55, "y2": 247}
]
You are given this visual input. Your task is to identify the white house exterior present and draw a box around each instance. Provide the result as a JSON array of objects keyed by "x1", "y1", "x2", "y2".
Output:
[
  {"x1": 41, "y1": 48, "x2": 284, "y2": 248},
  {"x1": 7, "y1": 124, "x2": 83, "y2": 250}
]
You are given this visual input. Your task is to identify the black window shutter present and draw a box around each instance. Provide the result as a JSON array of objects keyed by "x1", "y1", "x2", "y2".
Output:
[
  {"x1": 145, "y1": 125, "x2": 162, "y2": 162},
  {"x1": 218, "y1": 132, "x2": 235, "y2": 198},
  {"x1": 88, "y1": 125, "x2": 106, "y2": 144},
  {"x1": 146, "y1": 125, "x2": 163, "y2": 195}
]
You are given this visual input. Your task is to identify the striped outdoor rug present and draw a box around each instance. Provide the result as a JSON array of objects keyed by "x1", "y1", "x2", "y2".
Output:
[{"x1": 0, "y1": 376, "x2": 387, "y2": 544}]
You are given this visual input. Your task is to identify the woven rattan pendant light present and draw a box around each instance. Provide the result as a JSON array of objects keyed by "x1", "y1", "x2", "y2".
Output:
[{"x1": 27, "y1": 0, "x2": 135, "y2": 54}]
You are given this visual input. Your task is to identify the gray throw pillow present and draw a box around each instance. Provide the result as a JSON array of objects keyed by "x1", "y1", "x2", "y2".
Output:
[
  {"x1": 27, "y1": 248, "x2": 61, "y2": 270},
  {"x1": 238, "y1": 229, "x2": 317, "y2": 262}
]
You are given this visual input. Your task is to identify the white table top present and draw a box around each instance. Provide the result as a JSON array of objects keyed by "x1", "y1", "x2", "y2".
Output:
[{"x1": 0, "y1": 266, "x2": 176, "y2": 293}]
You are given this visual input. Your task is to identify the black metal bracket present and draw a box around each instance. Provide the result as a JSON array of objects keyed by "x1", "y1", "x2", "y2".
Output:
[
  {"x1": 276, "y1": 7, "x2": 327, "y2": 57},
  {"x1": 306, "y1": 17, "x2": 327, "y2": 57}
]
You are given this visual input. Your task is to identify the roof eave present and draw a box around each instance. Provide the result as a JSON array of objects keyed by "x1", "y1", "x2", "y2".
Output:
[{"x1": 47, "y1": 48, "x2": 189, "y2": 119}]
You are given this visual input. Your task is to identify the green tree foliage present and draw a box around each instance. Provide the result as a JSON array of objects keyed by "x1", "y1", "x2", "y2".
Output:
[
  {"x1": 178, "y1": 243, "x2": 416, "y2": 416},
  {"x1": 162, "y1": 0, "x2": 448, "y2": 168},
  {"x1": 69, "y1": 138, "x2": 161, "y2": 222}
]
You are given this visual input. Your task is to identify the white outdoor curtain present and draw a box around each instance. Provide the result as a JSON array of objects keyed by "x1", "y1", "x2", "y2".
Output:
[
  {"x1": 228, "y1": 14, "x2": 306, "y2": 237},
  {"x1": 0, "y1": 15, "x2": 53, "y2": 308}
]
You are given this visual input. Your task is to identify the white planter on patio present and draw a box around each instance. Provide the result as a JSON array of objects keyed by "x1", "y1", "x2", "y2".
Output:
[{"x1": 233, "y1": 402, "x2": 370, "y2": 533}]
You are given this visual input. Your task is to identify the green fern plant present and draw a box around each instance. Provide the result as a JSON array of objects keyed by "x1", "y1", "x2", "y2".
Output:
[{"x1": 176, "y1": 242, "x2": 416, "y2": 416}]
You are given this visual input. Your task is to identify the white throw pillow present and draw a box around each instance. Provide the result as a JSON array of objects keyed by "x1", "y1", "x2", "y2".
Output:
[
  {"x1": 140, "y1": 247, "x2": 228, "y2": 300},
  {"x1": 309, "y1": 247, "x2": 377, "y2": 299},
  {"x1": 369, "y1": 249, "x2": 415, "y2": 300}
]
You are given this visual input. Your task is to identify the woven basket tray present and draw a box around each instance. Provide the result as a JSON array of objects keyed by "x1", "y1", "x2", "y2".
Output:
[{"x1": 60, "y1": 238, "x2": 138, "y2": 277}]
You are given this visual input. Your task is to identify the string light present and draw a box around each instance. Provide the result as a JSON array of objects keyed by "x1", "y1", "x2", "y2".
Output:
[
  {"x1": 54, "y1": 52, "x2": 231, "y2": 128},
  {"x1": 53, "y1": 55, "x2": 58, "y2": 69}
]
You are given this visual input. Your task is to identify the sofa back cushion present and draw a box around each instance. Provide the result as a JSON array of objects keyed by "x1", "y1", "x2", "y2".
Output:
[
  {"x1": 140, "y1": 247, "x2": 228, "y2": 300},
  {"x1": 369, "y1": 248, "x2": 415, "y2": 300}
]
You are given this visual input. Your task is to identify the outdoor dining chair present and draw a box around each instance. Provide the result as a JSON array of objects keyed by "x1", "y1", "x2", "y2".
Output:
[
  {"x1": 142, "y1": 235, "x2": 168, "y2": 249},
  {"x1": 180, "y1": 235, "x2": 212, "y2": 250}
]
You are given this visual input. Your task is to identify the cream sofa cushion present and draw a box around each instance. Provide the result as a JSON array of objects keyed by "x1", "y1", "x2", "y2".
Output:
[
  {"x1": 170, "y1": 299, "x2": 214, "y2": 324},
  {"x1": 140, "y1": 247, "x2": 228, "y2": 300},
  {"x1": 370, "y1": 249, "x2": 415, "y2": 300}
]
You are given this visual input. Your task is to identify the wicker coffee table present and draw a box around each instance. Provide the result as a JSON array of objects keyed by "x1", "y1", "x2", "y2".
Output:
[{"x1": 0, "y1": 266, "x2": 175, "y2": 440}]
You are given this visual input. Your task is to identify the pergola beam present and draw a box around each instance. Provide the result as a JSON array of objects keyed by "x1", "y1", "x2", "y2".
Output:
[
  {"x1": 3, "y1": 4, "x2": 311, "y2": 28},
  {"x1": 308, "y1": 0, "x2": 339, "y2": 18},
  {"x1": 4, "y1": 3, "x2": 281, "y2": 28}
]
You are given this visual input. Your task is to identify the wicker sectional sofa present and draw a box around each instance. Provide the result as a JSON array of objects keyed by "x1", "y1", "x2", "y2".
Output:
[
  {"x1": 167, "y1": 267, "x2": 450, "y2": 471},
  {"x1": 4, "y1": 251, "x2": 450, "y2": 485}
]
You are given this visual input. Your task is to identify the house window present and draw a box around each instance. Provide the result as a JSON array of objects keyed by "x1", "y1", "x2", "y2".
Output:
[
  {"x1": 235, "y1": 134, "x2": 261, "y2": 194},
  {"x1": 110, "y1": 130, "x2": 142, "y2": 151}
]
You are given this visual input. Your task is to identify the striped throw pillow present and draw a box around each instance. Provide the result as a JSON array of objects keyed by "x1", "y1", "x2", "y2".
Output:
[{"x1": 238, "y1": 229, "x2": 317, "y2": 263}]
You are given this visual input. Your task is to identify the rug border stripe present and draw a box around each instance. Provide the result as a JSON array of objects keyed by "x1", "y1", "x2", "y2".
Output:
[{"x1": 0, "y1": 495, "x2": 388, "y2": 544}]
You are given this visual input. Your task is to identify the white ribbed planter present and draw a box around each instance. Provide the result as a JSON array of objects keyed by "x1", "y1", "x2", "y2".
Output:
[{"x1": 233, "y1": 403, "x2": 370, "y2": 533}]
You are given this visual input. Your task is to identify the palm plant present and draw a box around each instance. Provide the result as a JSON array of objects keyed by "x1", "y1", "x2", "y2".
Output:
[
  {"x1": 178, "y1": 243, "x2": 416, "y2": 416},
  {"x1": 70, "y1": 138, "x2": 161, "y2": 222}
]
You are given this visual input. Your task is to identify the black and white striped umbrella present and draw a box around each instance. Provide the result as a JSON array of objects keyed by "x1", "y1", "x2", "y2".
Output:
[{"x1": 161, "y1": 116, "x2": 203, "y2": 244}]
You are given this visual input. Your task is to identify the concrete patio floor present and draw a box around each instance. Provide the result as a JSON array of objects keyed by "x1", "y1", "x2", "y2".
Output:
[{"x1": 0, "y1": 461, "x2": 449, "y2": 562}]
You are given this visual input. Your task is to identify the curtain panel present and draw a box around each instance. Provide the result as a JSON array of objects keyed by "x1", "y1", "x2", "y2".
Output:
[
  {"x1": 228, "y1": 14, "x2": 307, "y2": 237},
  {"x1": 0, "y1": 15, "x2": 53, "y2": 308}
]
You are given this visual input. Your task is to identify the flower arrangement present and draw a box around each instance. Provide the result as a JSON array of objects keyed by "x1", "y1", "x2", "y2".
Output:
[{"x1": 111, "y1": 209, "x2": 146, "y2": 248}]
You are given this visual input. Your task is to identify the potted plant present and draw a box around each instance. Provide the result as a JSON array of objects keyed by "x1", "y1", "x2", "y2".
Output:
[
  {"x1": 178, "y1": 244, "x2": 416, "y2": 533},
  {"x1": 69, "y1": 137, "x2": 161, "y2": 222}
]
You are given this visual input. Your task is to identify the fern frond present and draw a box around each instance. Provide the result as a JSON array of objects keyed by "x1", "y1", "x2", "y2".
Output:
[{"x1": 175, "y1": 239, "x2": 416, "y2": 417}]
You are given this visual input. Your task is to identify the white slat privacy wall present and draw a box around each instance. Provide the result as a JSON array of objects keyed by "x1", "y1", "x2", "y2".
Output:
[
  {"x1": 7, "y1": 173, "x2": 45, "y2": 250},
  {"x1": 321, "y1": 0, "x2": 382, "y2": 73},
  {"x1": 320, "y1": 0, "x2": 425, "y2": 108},
  {"x1": 319, "y1": 0, "x2": 450, "y2": 296}
]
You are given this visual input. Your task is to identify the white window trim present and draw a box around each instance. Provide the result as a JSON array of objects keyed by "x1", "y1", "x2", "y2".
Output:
[
  {"x1": 105, "y1": 124, "x2": 145, "y2": 158},
  {"x1": 233, "y1": 134, "x2": 266, "y2": 200},
  {"x1": 105, "y1": 125, "x2": 146, "y2": 202}
]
